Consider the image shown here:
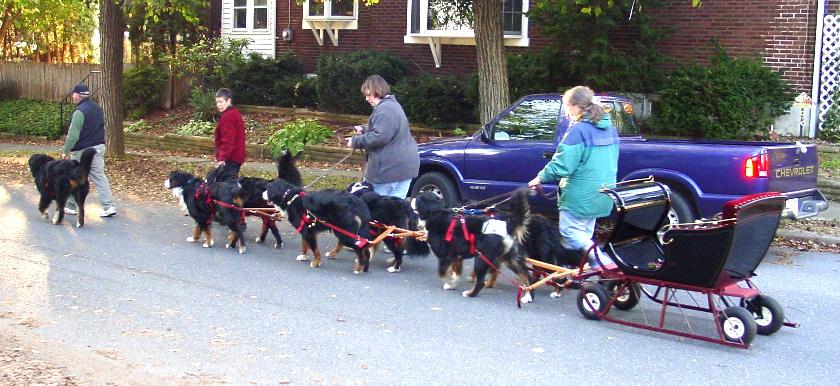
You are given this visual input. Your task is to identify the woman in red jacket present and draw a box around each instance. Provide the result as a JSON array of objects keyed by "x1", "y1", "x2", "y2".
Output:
[{"x1": 214, "y1": 88, "x2": 246, "y2": 177}]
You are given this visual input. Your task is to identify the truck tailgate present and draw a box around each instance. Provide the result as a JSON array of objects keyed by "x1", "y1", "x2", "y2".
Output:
[{"x1": 767, "y1": 144, "x2": 827, "y2": 219}]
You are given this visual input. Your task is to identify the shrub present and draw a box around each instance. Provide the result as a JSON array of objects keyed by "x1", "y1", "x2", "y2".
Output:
[
  {"x1": 507, "y1": 50, "x2": 563, "y2": 101},
  {"x1": 124, "y1": 119, "x2": 150, "y2": 133},
  {"x1": 123, "y1": 65, "x2": 169, "y2": 119},
  {"x1": 225, "y1": 52, "x2": 307, "y2": 107},
  {"x1": 392, "y1": 75, "x2": 476, "y2": 128},
  {"x1": 188, "y1": 88, "x2": 218, "y2": 122},
  {"x1": 316, "y1": 50, "x2": 407, "y2": 114},
  {"x1": 821, "y1": 92, "x2": 840, "y2": 143},
  {"x1": 174, "y1": 119, "x2": 215, "y2": 136},
  {"x1": 651, "y1": 45, "x2": 794, "y2": 140},
  {"x1": 265, "y1": 118, "x2": 333, "y2": 157},
  {"x1": 0, "y1": 99, "x2": 67, "y2": 139}
]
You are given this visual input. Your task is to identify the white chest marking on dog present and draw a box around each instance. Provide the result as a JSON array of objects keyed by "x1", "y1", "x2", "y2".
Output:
[
  {"x1": 169, "y1": 187, "x2": 187, "y2": 211},
  {"x1": 482, "y1": 219, "x2": 513, "y2": 250}
]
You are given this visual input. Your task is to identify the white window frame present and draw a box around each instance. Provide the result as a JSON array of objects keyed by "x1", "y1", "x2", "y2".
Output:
[
  {"x1": 404, "y1": 0, "x2": 529, "y2": 47},
  {"x1": 231, "y1": 0, "x2": 272, "y2": 33},
  {"x1": 301, "y1": 0, "x2": 359, "y2": 46},
  {"x1": 253, "y1": 0, "x2": 269, "y2": 31}
]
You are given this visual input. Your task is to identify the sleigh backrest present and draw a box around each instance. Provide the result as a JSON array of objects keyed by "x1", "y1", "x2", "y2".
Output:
[{"x1": 721, "y1": 192, "x2": 786, "y2": 279}]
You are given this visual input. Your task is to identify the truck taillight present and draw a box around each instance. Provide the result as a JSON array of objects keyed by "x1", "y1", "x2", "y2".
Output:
[{"x1": 745, "y1": 153, "x2": 769, "y2": 178}]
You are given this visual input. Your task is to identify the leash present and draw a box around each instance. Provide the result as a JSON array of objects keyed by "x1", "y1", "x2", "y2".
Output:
[{"x1": 304, "y1": 149, "x2": 358, "y2": 190}]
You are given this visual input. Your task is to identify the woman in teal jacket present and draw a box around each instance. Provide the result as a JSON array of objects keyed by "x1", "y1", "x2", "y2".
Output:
[{"x1": 528, "y1": 86, "x2": 619, "y2": 266}]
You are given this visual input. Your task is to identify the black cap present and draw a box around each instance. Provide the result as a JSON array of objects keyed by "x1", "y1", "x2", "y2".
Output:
[{"x1": 72, "y1": 84, "x2": 91, "y2": 96}]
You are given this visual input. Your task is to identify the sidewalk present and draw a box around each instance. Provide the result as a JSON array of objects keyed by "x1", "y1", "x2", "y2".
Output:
[{"x1": 0, "y1": 142, "x2": 362, "y2": 179}]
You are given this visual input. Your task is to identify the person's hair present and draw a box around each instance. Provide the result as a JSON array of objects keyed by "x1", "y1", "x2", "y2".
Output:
[
  {"x1": 215, "y1": 88, "x2": 233, "y2": 101},
  {"x1": 563, "y1": 86, "x2": 604, "y2": 123},
  {"x1": 360, "y1": 75, "x2": 390, "y2": 99}
]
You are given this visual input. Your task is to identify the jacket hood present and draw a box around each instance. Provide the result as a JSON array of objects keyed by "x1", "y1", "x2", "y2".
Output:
[{"x1": 583, "y1": 113, "x2": 613, "y2": 130}]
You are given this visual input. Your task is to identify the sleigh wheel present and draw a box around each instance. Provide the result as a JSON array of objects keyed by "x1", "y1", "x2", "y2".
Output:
[
  {"x1": 578, "y1": 283, "x2": 608, "y2": 320},
  {"x1": 606, "y1": 280, "x2": 641, "y2": 311},
  {"x1": 742, "y1": 295, "x2": 784, "y2": 336},
  {"x1": 718, "y1": 306, "x2": 756, "y2": 345}
]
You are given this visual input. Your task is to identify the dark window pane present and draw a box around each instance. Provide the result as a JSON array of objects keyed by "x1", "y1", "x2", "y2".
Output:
[
  {"x1": 255, "y1": 0, "x2": 267, "y2": 6},
  {"x1": 234, "y1": 0, "x2": 246, "y2": 7},
  {"x1": 254, "y1": 8, "x2": 267, "y2": 29},
  {"x1": 503, "y1": 0, "x2": 522, "y2": 35},
  {"x1": 493, "y1": 99, "x2": 561, "y2": 141},
  {"x1": 411, "y1": 0, "x2": 420, "y2": 33},
  {"x1": 331, "y1": 0, "x2": 354, "y2": 17},
  {"x1": 234, "y1": 8, "x2": 247, "y2": 28},
  {"x1": 309, "y1": 1, "x2": 324, "y2": 16}
]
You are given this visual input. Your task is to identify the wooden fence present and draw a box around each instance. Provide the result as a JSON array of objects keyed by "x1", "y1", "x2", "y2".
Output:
[{"x1": 0, "y1": 61, "x2": 189, "y2": 107}]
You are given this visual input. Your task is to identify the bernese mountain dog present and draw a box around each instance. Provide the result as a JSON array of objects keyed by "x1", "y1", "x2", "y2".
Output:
[
  {"x1": 204, "y1": 151, "x2": 302, "y2": 248},
  {"x1": 263, "y1": 178, "x2": 373, "y2": 274},
  {"x1": 330, "y1": 181, "x2": 429, "y2": 272},
  {"x1": 164, "y1": 171, "x2": 247, "y2": 253},
  {"x1": 28, "y1": 148, "x2": 96, "y2": 228},
  {"x1": 412, "y1": 189, "x2": 533, "y2": 302}
]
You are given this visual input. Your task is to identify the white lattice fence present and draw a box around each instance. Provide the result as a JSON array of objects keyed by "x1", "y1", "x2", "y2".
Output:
[{"x1": 819, "y1": 14, "x2": 840, "y2": 131}]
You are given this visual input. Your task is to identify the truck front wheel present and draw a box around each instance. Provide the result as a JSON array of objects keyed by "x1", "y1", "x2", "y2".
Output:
[{"x1": 411, "y1": 172, "x2": 459, "y2": 208}]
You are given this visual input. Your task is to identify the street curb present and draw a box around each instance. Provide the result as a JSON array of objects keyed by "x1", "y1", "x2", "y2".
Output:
[{"x1": 777, "y1": 229, "x2": 840, "y2": 245}]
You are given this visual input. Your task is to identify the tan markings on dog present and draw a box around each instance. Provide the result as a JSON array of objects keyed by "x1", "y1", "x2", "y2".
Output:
[
  {"x1": 327, "y1": 242, "x2": 343, "y2": 259},
  {"x1": 485, "y1": 271, "x2": 499, "y2": 288},
  {"x1": 453, "y1": 259, "x2": 463, "y2": 276},
  {"x1": 205, "y1": 228, "x2": 213, "y2": 245},
  {"x1": 233, "y1": 197, "x2": 243, "y2": 206},
  {"x1": 192, "y1": 225, "x2": 201, "y2": 241},
  {"x1": 311, "y1": 244, "x2": 322, "y2": 268},
  {"x1": 69, "y1": 180, "x2": 78, "y2": 189},
  {"x1": 227, "y1": 231, "x2": 235, "y2": 247}
]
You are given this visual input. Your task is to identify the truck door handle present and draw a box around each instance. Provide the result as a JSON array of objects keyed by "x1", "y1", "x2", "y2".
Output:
[{"x1": 543, "y1": 152, "x2": 554, "y2": 159}]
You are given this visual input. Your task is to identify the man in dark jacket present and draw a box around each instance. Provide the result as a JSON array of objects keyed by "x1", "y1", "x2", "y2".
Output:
[
  {"x1": 347, "y1": 75, "x2": 419, "y2": 199},
  {"x1": 60, "y1": 84, "x2": 117, "y2": 217},
  {"x1": 214, "y1": 88, "x2": 246, "y2": 177}
]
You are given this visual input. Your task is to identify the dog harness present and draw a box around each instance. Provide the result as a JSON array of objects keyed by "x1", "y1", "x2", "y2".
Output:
[
  {"x1": 444, "y1": 214, "x2": 477, "y2": 255},
  {"x1": 194, "y1": 182, "x2": 215, "y2": 225}
]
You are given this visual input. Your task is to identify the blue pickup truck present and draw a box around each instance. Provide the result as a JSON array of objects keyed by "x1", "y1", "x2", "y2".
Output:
[{"x1": 408, "y1": 93, "x2": 829, "y2": 223}]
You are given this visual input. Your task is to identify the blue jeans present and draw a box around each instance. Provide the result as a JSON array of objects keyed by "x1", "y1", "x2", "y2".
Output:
[
  {"x1": 558, "y1": 211, "x2": 612, "y2": 267},
  {"x1": 371, "y1": 179, "x2": 412, "y2": 199}
]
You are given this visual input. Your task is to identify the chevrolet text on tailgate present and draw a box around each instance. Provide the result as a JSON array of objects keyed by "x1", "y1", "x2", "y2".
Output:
[{"x1": 409, "y1": 93, "x2": 828, "y2": 222}]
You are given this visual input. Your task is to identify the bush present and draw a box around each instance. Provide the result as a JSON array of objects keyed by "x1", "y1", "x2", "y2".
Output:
[
  {"x1": 821, "y1": 92, "x2": 840, "y2": 143},
  {"x1": 124, "y1": 119, "x2": 150, "y2": 133},
  {"x1": 651, "y1": 45, "x2": 794, "y2": 140},
  {"x1": 0, "y1": 99, "x2": 67, "y2": 139},
  {"x1": 188, "y1": 88, "x2": 218, "y2": 122},
  {"x1": 392, "y1": 75, "x2": 476, "y2": 129},
  {"x1": 123, "y1": 65, "x2": 169, "y2": 119},
  {"x1": 316, "y1": 50, "x2": 407, "y2": 114},
  {"x1": 265, "y1": 118, "x2": 333, "y2": 157},
  {"x1": 507, "y1": 50, "x2": 563, "y2": 101},
  {"x1": 174, "y1": 119, "x2": 215, "y2": 136},
  {"x1": 225, "y1": 52, "x2": 308, "y2": 107}
]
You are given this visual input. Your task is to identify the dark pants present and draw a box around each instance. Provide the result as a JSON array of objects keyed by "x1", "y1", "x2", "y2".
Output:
[{"x1": 223, "y1": 161, "x2": 241, "y2": 178}]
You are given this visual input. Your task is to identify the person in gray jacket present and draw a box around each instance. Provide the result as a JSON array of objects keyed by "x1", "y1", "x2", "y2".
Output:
[{"x1": 346, "y1": 75, "x2": 419, "y2": 199}]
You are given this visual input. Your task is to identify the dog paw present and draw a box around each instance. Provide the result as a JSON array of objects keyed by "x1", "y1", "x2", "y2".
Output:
[
  {"x1": 202, "y1": 242, "x2": 212, "y2": 248},
  {"x1": 325, "y1": 250, "x2": 336, "y2": 258},
  {"x1": 296, "y1": 254, "x2": 309, "y2": 261},
  {"x1": 443, "y1": 283, "x2": 456, "y2": 290},
  {"x1": 238, "y1": 246, "x2": 246, "y2": 254},
  {"x1": 387, "y1": 266, "x2": 400, "y2": 273},
  {"x1": 52, "y1": 214, "x2": 61, "y2": 225},
  {"x1": 255, "y1": 236, "x2": 263, "y2": 243},
  {"x1": 41, "y1": 211, "x2": 49, "y2": 219},
  {"x1": 274, "y1": 241, "x2": 283, "y2": 249},
  {"x1": 310, "y1": 260, "x2": 321, "y2": 268},
  {"x1": 520, "y1": 292, "x2": 533, "y2": 304},
  {"x1": 549, "y1": 291, "x2": 563, "y2": 299},
  {"x1": 225, "y1": 243, "x2": 233, "y2": 249},
  {"x1": 186, "y1": 237, "x2": 197, "y2": 243},
  {"x1": 75, "y1": 222, "x2": 82, "y2": 228},
  {"x1": 461, "y1": 290, "x2": 475, "y2": 297}
]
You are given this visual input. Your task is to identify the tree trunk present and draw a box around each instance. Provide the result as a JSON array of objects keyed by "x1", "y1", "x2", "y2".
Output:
[
  {"x1": 100, "y1": 0, "x2": 126, "y2": 157},
  {"x1": 473, "y1": 0, "x2": 510, "y2": 124}
]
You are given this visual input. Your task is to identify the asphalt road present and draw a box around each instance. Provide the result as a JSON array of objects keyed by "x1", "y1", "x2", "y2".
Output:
[{"x1": 1, "y1": 183, "x2": 838, "y2": 385}]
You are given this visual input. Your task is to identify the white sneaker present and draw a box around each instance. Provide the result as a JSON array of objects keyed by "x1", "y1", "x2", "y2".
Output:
[
  {"x1": 99, "y1": 206, "x2": 117, "y2": 217},
  {"x1": 63, "y1": 208, "x2": 77, "y2": 215}
]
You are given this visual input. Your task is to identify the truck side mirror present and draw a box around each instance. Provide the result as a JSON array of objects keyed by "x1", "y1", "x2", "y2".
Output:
[{"x1": 480, "y1": 125, "x2": 494, "y2": 143}]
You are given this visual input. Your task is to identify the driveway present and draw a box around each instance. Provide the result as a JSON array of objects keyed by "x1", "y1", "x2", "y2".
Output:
[{"x1": 1, "y1": 183, "x2": 838, "y2": 384}]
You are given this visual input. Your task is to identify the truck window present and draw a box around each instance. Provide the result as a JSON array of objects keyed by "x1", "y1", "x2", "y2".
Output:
[
  {"x1": 492, "y1": 98, "x2": 561, "y2": 141},
  {"x1": 603, "y1": 101, "x2": 639, "y2": 135}
]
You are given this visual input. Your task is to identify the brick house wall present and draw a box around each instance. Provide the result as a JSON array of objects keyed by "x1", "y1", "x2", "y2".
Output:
[{"x1": 275, "y1": 1, "x2": 838, "y2": 93}]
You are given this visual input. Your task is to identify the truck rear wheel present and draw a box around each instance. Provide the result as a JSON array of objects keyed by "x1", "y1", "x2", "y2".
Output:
[
  {"x1": 666, "y1": 189, "x2": 694, "y2": 224},
  {"x1": 411, "y1": 172, "x2": 459, "y2": 208}
]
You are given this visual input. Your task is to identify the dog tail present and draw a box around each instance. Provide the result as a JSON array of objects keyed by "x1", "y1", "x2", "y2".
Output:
[
  {"x1": 277, "y1": 150, "x2": 303, "y2": 187},
  {"x1": 498, "y1": 188, "x2": 530, "y2": 243},
  {"x1": 404, "y1": 205, "x2": 430, "y2": 256},
  {"x1": 77, "y1": 147, "x2": 96, "y2": 183}
]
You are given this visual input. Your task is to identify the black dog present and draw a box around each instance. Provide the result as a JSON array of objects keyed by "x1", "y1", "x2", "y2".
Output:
[
  {"x1": 164, "y1": 171, "x2": 247, "y2": 253},
  {"x1": 413, "y1": 189, "x2": 533, "y2": 301},
  {"x1": 264, "y1": 178, "x2": 373, "y2": 273},
  {"x1": 28, "y1": 148, "x2": 96, "y2": 228},
  {"x1": 205, "y1": 151, "x2": 302, "y2": 248},
  {"x1": 331, "y1": 181, "x2": 429, "y2": 272}
]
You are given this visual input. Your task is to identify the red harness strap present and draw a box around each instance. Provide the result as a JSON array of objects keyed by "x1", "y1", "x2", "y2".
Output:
[
  {"x1": 194, "y1": 183, "x2": 215, "y2": 225},
  {"x1": 213, "y1": 199, "x2": 246, "y2": 224},
  {"x1": 294, "y1": 210, "x2": 370, "y2": 248},
  {"x1": 444, "y1": 215, "x2": 476, "y2": 254}
]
